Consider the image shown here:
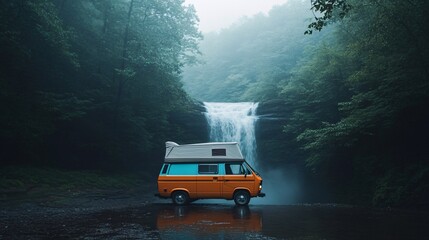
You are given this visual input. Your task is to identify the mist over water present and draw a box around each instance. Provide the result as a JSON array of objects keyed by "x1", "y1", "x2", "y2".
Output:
[{"x1": 204, "y1": 102, "x2": 298, "y2": 205}]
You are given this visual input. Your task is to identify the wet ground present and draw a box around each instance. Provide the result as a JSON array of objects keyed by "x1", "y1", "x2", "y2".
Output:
[{"x1": 1, "y1": 192, "x2": 428, "y2": 239}]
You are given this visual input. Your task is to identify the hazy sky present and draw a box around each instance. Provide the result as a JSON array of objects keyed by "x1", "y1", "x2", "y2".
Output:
[{"x1": 184, "y1": 0, "x2": 289, "y2": 33}]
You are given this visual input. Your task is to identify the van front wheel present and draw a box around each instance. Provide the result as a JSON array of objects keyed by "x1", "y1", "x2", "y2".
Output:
[
  {"x1": 172, "y1": 191, "x2": 189, "y2": 205},
  {"x1": 234, "y1": 190, "x2": 250, "y2": 206}
]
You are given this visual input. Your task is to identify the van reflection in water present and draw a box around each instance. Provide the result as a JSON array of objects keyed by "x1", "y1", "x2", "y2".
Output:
[{"x1": 157, "y1": 205, "x2": 262, "y2": 239}]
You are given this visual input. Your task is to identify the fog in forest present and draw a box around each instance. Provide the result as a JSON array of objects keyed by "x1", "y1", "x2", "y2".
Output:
[
  {"x1": 182, "y1": 1, "x2": 315, "y2": 102},
  {"x1": 1, "y1": 0, "x2": 428, "y2": 209}
]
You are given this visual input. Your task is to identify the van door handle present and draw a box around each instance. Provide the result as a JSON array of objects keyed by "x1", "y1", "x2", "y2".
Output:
[{"x1": 213, "y1": 177, "x2": 218, "y2": 181}]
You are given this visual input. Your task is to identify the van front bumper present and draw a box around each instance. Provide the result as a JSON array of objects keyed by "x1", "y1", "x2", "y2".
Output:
[{"x1": 258, "y1": 192, "x2": 266, "y2": 197}]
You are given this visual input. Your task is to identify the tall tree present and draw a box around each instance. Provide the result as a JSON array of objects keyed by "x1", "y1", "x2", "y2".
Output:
[{"x1": 0, "y1": 0, "x2": 204, "y2": 171}]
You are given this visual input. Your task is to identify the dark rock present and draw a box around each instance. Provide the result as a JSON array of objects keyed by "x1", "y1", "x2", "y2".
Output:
[{"x1": 256, "y1": 99, "x2": 299, "y2": 168}]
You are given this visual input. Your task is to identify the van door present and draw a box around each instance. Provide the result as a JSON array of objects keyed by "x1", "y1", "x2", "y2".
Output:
[
  {"x1": 196, "y1": 164, "x2": 223, "y2": 198},
  {"x1": 222, "y1": 163, "x2": 255, "y2": 198}
]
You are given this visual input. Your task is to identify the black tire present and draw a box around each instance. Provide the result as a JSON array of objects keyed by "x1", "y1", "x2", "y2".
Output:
[
  {"x1": 172, "y1": 191, "x2": 189, "y2": 205},
  {"x1": 233, "y1": 190, "x2": 250, "y2": 206}
]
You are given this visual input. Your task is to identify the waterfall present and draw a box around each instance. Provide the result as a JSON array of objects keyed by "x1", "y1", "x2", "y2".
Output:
[{"x1": 203, "y1": 102, "x2": 259, "y2": 167}]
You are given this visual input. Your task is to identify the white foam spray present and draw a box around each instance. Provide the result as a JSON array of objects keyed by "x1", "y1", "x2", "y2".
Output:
[{"x1": 204, "y1": 102, "x2": 259, "y2": 168}]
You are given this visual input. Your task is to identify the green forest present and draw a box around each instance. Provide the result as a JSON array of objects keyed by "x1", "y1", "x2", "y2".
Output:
[
  {"x1": 183, "y1": 0, "x2": 429, "y2": 207},
  {"x1": 1, "y1": 0, "x2": 429, "y2": 208},
  {"x1": 0, "y1": 0, "x2": 207, "y2": 172}
]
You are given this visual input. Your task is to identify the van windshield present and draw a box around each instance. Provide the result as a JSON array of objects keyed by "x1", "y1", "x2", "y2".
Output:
[{"x1": 244, "y1": 162, "x2": 260, "y2": 176}]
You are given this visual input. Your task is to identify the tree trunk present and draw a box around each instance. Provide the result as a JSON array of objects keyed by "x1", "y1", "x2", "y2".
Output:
[{"x1": 116, "y1": 0, "x2": 134, "y2": 106}]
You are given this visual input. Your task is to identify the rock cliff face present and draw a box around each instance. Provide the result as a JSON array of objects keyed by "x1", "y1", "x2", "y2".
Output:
[
  {"x1": 256, "y1": 100, "x2": 300, "y2": 169},
  {"x1": 256, "y1": 100, "x2": 317, "y2": 203}
]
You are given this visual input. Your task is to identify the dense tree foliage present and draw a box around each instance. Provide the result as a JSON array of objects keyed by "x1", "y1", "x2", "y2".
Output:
[
  {"x1": 298, "y1": 0, "x2": 429, "y2": 206},
  {"x1": 305, "y1": 0, "x2": 351, "y2": 34},
  {"x1": 0, "y1": 0, "x2": 206, "y2": 171},
  {"x1": 183, "y1": 0, "x2": 429, "y2": 207}
]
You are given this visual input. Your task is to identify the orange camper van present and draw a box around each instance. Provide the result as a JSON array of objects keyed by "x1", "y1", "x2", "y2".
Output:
[{"x1": 156, "y1": 141, "x2": 265, "y2": 205}]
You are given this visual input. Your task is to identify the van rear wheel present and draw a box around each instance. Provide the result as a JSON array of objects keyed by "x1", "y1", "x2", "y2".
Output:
[
  {"x1": 172, "y1": 191, "x2": 189, "y2": 205},
  {"x1": 234, "y1": 190, "x2": 250, "y2": 206}
]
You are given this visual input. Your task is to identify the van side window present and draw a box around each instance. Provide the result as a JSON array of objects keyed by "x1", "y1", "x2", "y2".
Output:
[
  {"x1": 161, "y1": 164, "x2": 169, "y2": 174},
  {"x1": 226, "y1": 163, "x2": 246, "y2": 175},
  {"x1": 198, "y1": 164, "x2": 218, "y2": 174},
  {"x1": 168, "y1": 164, "x2": 197, "y2": 175}
]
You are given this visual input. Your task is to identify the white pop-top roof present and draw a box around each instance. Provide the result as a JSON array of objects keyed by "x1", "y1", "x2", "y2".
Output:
[{"x1": 164, "y1": 141, "x2": 245, "y2": 163}]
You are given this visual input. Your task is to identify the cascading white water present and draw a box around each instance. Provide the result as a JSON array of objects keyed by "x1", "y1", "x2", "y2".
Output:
[{"x1": 203, "y1": 102, "x2": 259, "y2": 167}]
